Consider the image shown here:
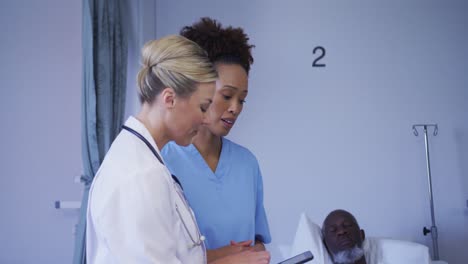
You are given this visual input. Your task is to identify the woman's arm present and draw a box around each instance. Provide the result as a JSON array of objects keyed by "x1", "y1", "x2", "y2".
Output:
[
  {"x1": 210, "y1": 250, "x2": 270, "y2": 264},
  {"x1": 207, "y1": 240, "x2": 252, "y2": 262}
]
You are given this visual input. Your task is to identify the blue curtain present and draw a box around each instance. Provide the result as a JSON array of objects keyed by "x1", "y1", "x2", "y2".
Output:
[{"x1": 73, "y1": 0, "x2": 128, "y2": 263}]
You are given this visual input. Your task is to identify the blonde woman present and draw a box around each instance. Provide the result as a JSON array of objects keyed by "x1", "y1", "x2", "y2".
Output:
[{"x1": 86, "y1": 35, "x2": 269, "y2": 263}]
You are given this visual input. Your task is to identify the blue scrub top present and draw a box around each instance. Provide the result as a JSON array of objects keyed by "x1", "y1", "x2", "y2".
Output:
[{"x1": 161, "y1": 137, "x2": 271, "y2": 249}]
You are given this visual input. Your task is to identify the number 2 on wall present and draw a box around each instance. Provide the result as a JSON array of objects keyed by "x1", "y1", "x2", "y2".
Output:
[{"x1": 312, "y1": 46, "x2": 326, "y2": 67}]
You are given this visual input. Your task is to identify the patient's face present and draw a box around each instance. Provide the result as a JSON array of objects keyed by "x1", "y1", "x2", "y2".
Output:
[{"x1": 323, "y1": 210, "x2": 365, "y2": 255}]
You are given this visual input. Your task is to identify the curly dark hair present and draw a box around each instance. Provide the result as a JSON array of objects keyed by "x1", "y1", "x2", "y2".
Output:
[{"x1": 180, "y1": 17, "x2": 254, "y2": 74}]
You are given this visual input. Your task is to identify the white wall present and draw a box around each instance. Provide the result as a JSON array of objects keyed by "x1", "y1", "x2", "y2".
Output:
[
  {"x1": 0, "y1": 1, "x2": 82, "y2": 263},
  {"x1": 155, "y1": 1, "x2": 468, "y2": 263}
]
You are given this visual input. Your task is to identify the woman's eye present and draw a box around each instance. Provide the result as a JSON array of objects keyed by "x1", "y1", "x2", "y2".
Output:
[
  {"x1": 200, "y1": 106, "x2": 207, "y2": 113},
  {"x1": 239, "y1": 99, "x2": 246, "y2": 105},
  {"x1": 223, "y1": 95, "x2": 232, "y2": 100}
]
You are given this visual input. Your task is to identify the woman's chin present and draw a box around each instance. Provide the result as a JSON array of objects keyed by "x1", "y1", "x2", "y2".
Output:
[
  {"x1": 217, "y1": 125, "x2": 232, "y2": 137},
  {"x1": 174, "y1": 137, "x2": 194, "y2": 147}
]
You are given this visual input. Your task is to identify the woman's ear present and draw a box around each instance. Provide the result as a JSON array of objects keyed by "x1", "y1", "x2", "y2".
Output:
[{"x1": 161, "y1": 87, "x2": 176, "y2": 108}]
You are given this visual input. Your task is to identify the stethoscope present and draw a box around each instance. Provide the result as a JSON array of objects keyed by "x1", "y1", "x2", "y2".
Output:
[{"x1": 122, "y1": 125, "x2": 206, "y2": 254}]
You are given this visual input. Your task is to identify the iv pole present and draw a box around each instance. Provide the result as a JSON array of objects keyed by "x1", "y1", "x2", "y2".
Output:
[{"x1": 412, "y1": 124, "x2": 439, "y2": 260}]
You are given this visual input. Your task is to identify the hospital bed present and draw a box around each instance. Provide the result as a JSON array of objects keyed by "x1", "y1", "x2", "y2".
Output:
[{"x1": 277, "y1": 213, "x2": 448, "y2": 264}]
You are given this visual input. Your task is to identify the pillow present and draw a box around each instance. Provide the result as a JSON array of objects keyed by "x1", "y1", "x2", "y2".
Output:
[
  {"x1": 363, "y1": 237, "x2": 431, "y2": 264},
  {"x1": 289, "y1": 213, "x2": 332, "y2": 264}
]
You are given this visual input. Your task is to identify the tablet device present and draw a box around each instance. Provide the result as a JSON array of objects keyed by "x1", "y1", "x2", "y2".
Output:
[{"x1": 277, "y1": 250, "x2": 314, "y2": 264}]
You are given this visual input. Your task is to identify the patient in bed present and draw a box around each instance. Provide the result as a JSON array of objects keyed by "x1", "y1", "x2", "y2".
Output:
[
  {"x1": 322, "y1": 209, "x2": 367, "y2": 264},
  {"x1": 321, "y1": 209, "x2": 432, "y2": 264},
  {"x1": 286, "y1": 210, "x2": 431, "y2": 264}
]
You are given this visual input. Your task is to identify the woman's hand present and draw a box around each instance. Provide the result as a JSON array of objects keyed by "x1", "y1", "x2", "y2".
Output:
[
  {"x1": 232, "y1": 240, "x2": 266, "y2": 252},
  {"x1": 207, "y1": 240, "x2": 252, "y2": 262},
  {"x1": 252, "y1": 240, "x2": 266, "y2": 252},
  {"x1": 230, "y1": 240, "x2": 253, "y2": 247},
  {"x1": 210, "y1": 250, "x2": 271, "y2": 264}
]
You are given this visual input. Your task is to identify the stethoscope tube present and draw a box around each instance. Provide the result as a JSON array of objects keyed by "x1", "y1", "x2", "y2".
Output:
[
  {"x1": 122, "y1": 126, "x2": 184, "y2": 189},
  {"x1": 122, "y1": 125, "x2": 206, "y2": 260}
]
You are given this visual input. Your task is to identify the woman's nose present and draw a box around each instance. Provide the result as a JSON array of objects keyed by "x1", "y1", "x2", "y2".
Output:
[
  {"x1": 201, "y1": 112, "x2": 211, "y2": 126},
  {"x1": 228, "y1": 102, "x2": 241, "y2": 116}
]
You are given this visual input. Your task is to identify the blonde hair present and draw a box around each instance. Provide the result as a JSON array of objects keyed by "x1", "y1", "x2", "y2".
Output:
[{"x1": 137, "y1": 35, "x2": 217, "y2": 103}]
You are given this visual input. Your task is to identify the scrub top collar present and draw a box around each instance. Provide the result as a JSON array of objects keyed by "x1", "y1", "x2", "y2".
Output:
[{"x1": 187, "y1": 137, "x2": 231, "y2": 179}]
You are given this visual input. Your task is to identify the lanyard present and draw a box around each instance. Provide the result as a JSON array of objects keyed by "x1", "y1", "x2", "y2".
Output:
[{"x1": 121, "y1": 125, "x2": 183, "y2": 189}]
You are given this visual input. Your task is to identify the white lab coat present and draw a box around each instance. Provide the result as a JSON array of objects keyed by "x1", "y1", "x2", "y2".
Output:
[{"x1": 86, "y1": 116, "x2": 205, "y2": 264}]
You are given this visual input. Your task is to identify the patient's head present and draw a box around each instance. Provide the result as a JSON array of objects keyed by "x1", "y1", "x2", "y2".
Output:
[{"x1": 322, "y1": 209, "x2": 366, "y2": 264}]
